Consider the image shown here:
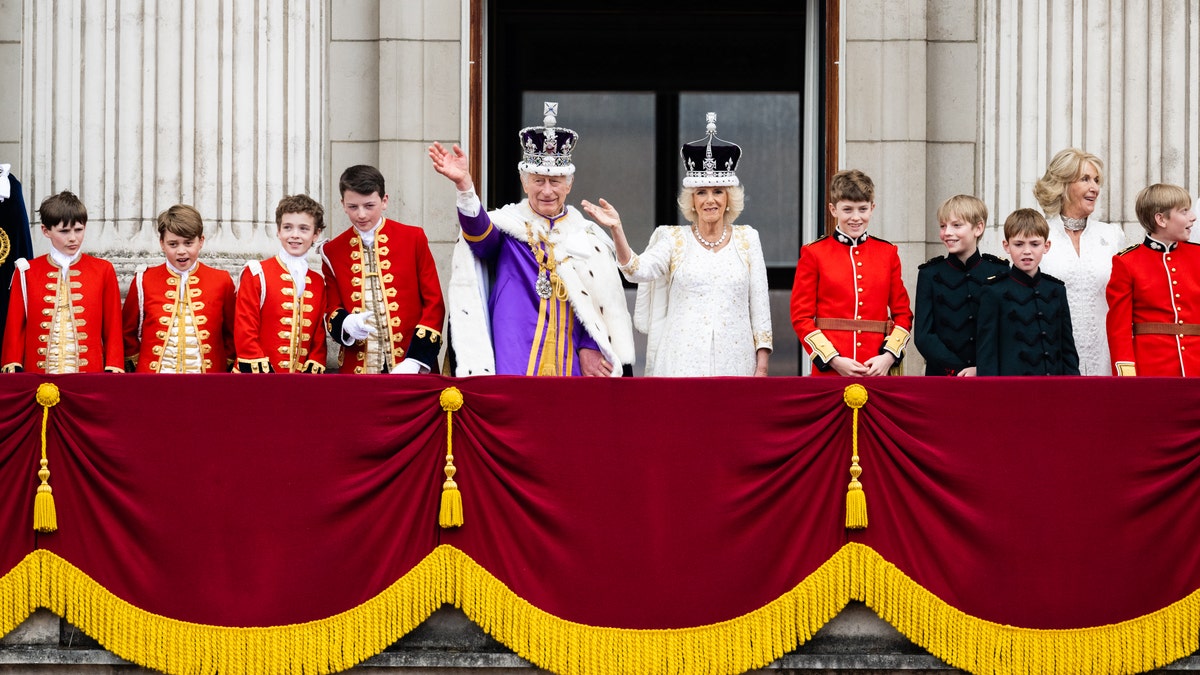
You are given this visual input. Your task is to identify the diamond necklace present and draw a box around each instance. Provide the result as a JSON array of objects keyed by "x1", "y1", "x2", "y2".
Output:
[
  {"x1": 1062, "y1": 215, "x2": 1088, "y2": 232},
  {"x1": 693, "y1": 224, "x2": 729, "y2": 249}
]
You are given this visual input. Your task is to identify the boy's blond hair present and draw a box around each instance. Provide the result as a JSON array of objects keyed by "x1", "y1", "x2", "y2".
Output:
[
  {"x1": 829, "y1": 169, "x2": 874, "y2": 204},
  {"x1": 1002, "y1": 209, "x2": 1050, "y2": 241},
  {"x1": 275, "y1": 194, "x2": 326, "y2": 232},
  {"x1": 936, "y1": 195, "x2": 988, "y2": 228},
  {"x1": 1135, "y1": 184, "x2": 1191, "y2": 235},
  {"x1": 156, "y1": 204, "x2": 204, "y2": 240},
  {"x1": 39, "y1": 191, "x2": 88, "y2": 229}
]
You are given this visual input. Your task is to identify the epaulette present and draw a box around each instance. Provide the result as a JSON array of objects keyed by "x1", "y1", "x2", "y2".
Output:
[
  {"x1": 1181, "y1": 241, "x2": 1200, "y2": 248},
  {"x1": 1041, "y1": 272, "x2": 1066, "y2": 285},
  {"x1": 984, "y1": 273, "x2": 1006, "y2": 285},
  {"x1": 871, "y1": 235, "x2": 893, "y2": 245},
  {"x1": 918, "y1": 255, "x2": 946, "y2": 270},
  {"x1": 1117, "y1": 243, "x2": 1139, "y2": 256},
  {"x1": 812, "y1": 233, "x2": 829, "y2": 242},
  {"x1": 981, "y1": 252, "x2": 1008, "y2": 264}
]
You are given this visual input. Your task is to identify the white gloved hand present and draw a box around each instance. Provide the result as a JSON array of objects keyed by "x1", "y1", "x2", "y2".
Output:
[
  {"x1": 389, "y1": 358, "x2": 426, "y2": 375},
  {"x1": 341, "y1": 312, "x2": 376, "y2": 343}
]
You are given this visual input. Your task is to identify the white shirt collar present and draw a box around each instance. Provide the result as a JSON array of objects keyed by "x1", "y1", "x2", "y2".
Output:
[
  {"x1": 356, "y1": 218, "x2": 384, "y2": 247},
  {"x1": 48, "y1": 247, "x2": 78, "y2": 274},
  {"x1": 166, "y1": 259, "x2": 199, "y2": 282},
  {"x1": 278, "y1": 248, "x2": 310, "y2": 295}
]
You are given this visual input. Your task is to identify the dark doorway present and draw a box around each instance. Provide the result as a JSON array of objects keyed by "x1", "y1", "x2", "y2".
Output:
[{"x1": 482, "y1": 1, "x2": 828, "y2": 374}]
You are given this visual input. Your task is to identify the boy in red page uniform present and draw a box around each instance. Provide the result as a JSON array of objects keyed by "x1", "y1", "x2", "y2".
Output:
[
  {"x1": 2, "y1": 191, "x2": 123, "y2": 373},
  {"x1": 790, "y1": 170, "x2": 912, "y2": 376},
  {"x1": 1106, "y1": 183, "x2": 1200, "y2": 376},
  {"x1": 319, "y1": 165, "x2": 445, "y2": 374},
  {"x1": 235, "y1": 194, "x2": 328, "y2": 373},
  {"x1": 123, "y1": 205, "x2": 236, "y2": 373}
]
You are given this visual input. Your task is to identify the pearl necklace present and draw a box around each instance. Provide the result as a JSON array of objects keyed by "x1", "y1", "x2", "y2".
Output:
[{"x1": 692, "y1": 224, "x2": 729, "y2": 249}]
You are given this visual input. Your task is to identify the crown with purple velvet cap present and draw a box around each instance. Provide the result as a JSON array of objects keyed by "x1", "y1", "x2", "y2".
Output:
[
  {"x1": 518, "y1": 102, "x2": 579, "y2": 176},
  {"x1": 681, "y1": 112, "x2": 741, "y2": 188}
]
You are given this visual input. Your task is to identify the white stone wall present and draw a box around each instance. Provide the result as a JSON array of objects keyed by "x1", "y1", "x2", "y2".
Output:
[
  {"x1": 978, "y1": 0, "x2": 1200, "y2": 242},
  {"x1": 842, "y1": 0, "x2": 949, "y2": 373},
  {"x1": 328, "y1": 0, "x2": 464, "y2": 288},
  {"x1": 0, "y1": 0, "x2": 19, "y2": 173},
  {"x1": 16, "y1": 0, "x2": 326, "y2": 278},
  {"x1": 8, "y1": 0, "x2": 1200, "y2": 365},
  {"x1": 6, "y1": 0, "x2": 468, "y2": 288},
  {"x1": 841, "y1": 0, "x2": 1200, "y2": 372}
]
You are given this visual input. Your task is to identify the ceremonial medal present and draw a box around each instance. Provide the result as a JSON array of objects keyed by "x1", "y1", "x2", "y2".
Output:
[{"x1": 535, "y1": 273, "x2": 552, "y2": 299}]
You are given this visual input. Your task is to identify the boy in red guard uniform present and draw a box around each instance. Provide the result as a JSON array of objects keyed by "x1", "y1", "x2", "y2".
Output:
[
  {"x1": 2, "y1": 191, "x2": 123, "y2": 373},
  {"x1": 790, "y1": 170, "x2": 912, "y2": 376},
  {"x1": 319, "y1": 165, "x2": 445, "y2": 374},
  {"x1": 123, "y1": 205, "x2": 236, "y2": 373},
  {"x1": 234, "y1": 194, "x2": 328, "y2": 373},
  {"x1": 1106, "y1": 183, "x2": 1200, "y2": 376}
]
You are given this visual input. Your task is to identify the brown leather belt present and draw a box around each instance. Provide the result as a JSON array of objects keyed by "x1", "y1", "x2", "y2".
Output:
[
  {"x1": 1133, "y1": 322, "x2": 1200, "y2": 336},
  {"x1": 815, "y1": 318, "x2": 894, "y2": 334}
]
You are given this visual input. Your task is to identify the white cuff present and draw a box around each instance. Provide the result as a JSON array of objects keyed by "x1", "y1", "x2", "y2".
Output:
[{"x1": 456, "y1": 189, "x2": 481, "y2": 218}]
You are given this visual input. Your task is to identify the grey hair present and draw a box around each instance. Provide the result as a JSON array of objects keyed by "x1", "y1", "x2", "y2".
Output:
[{"x1": 519, "y1": 170, "x2": 575, "y2": 187}]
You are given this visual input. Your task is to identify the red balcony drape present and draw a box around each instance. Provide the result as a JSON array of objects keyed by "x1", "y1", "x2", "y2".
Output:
[{"x1": 1, "y1": 374, "x2": 1198, "y2": 675}]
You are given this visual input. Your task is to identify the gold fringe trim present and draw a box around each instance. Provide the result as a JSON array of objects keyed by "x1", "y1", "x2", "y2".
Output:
[
  {"x1": 445, "y1": 545, "x2": 848, "y2": 675},
  {"x1": 845, "y1": 543, "x2": 1200, "y2": 675},
  {"x1": 0, "y1": 553, "x2": 39, "y2": 637},
  {"x1": 24, "y1": 548, "x2": 446, "y2": 675},
  {"x1": 1, "y1": 545, "x2": 1198, "y2": 675}
]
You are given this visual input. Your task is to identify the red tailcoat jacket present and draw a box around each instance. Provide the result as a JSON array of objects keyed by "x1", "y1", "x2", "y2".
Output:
[
  {"x1": 234, "y1": 256, "x2": 327, "y2": 373},
  {"x1": 122, "y1": 262, "x2": 236, "y2": 373},
  {"x1": 1106, "y1": 238, "x2": 1200, "y2": 376},
  {"x1": 2, "y1": 254, "x2": 124, "y2": 373},
  {"x1": 319, "y1": 219, "x2": 445, "y2": 374},
  {"x1": 790, "y1": 231, "x2": 913, "y2": 376}
]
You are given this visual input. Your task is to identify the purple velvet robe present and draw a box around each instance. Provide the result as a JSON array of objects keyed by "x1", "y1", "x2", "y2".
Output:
[{"x1": 458, "y1": 207, "x2": 600, "y2": 375}]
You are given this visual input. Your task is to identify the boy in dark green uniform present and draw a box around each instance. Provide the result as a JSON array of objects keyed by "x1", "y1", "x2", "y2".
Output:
[
  {"x1": 977, "y1": 209, "x2": 1080, "y2": 376},
  {"x1": 915, "y1": 195, "x2": 1008, "y2": 375}
]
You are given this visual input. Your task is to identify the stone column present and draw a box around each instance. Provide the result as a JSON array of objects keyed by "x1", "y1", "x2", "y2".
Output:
[
  {"x1": 0, "y1": 1, "x2": 20, "y2": 178},
  {"x1": 19, "y1": 0, "x2": 326, "y2": 277},
  {"x1": 925, "y1": 1, "x2": 980, "y2": 259},
  {"x1": 841, "y1": 0, "x2": 930, "y2": 372},
  {"x1": 328, "y1": 0, "x2": 464, "y2": 280},
  {"x1": 979, "y1": 0, "x2": 1200, "y2": 237}
]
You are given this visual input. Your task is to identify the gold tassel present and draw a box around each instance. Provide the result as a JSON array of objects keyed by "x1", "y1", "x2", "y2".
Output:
[
  {"x1": 439, "y1": 387, "x2": 464, "y2": 528},
  {"x1": 843, "y1": 384, "x2": 868, "y2": 530},
  {"x1": 537, "y1": 297, "x2": 559, "y2": 377},
  {"x1": 33, "y1": 382, "x2": 61, "y2": 533}
]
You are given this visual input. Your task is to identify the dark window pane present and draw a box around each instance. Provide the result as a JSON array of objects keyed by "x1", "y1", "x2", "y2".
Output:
[
  {"x1": 522, "y1": 93, "x2": 657, "y2": 248},
  {"x1": 679, "y1": 94, "x2": 801, "y2": 267}
]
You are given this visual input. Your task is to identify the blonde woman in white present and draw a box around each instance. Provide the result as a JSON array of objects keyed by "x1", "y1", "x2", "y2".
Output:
[
  {"x1": 1033, "y1": 148, "x2": 1127, "y2": 376},
  {"x1": 582, "y1": 113, "x2": 771, "y2": 376}
]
